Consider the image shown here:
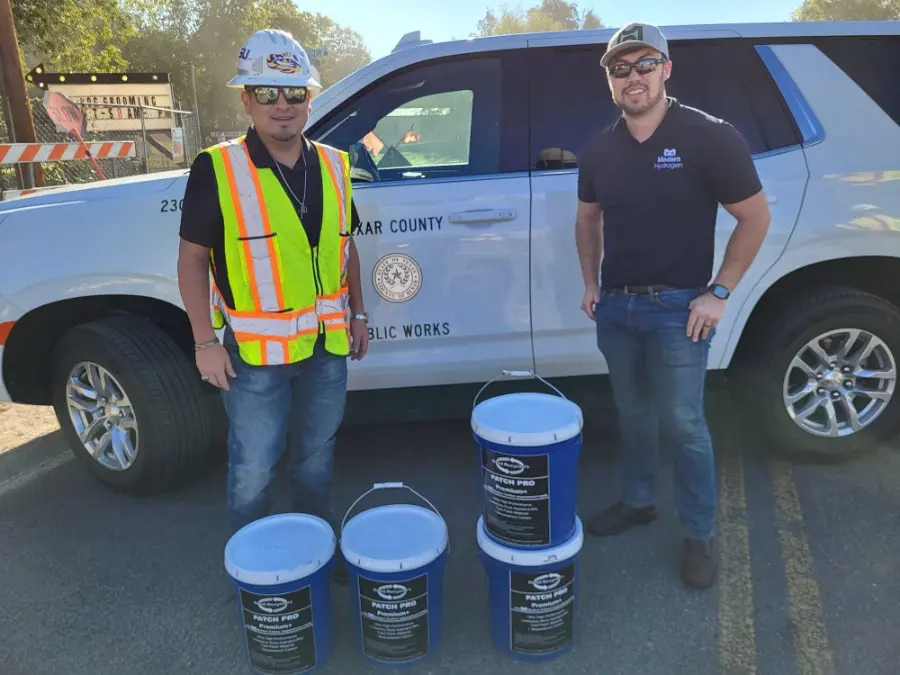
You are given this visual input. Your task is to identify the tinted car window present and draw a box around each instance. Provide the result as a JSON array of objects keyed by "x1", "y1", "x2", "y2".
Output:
[
  {"x1": 528, "y1": 40, "x2": 801, "y2": 170},
  {"x1": 528, "y1": 46, "x2": 621, "y2": 171},
  {"x1": 666, "y1": 41, "x2": 800, "y2": 154},
  {"x1": 813, "y1": 37, "x2": 900, "y2": 127},
  {"x1": 308, "y1": 56, "x2": 503, "y2": 184}
]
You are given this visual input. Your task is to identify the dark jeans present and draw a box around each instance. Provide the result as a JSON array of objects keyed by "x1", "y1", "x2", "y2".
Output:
[
  {"x1": 594, "y1": 287, "x2": 717, "y2": 540},
  {"x1": 220, "y1": 328, "x2": 348, "y2": 534}
]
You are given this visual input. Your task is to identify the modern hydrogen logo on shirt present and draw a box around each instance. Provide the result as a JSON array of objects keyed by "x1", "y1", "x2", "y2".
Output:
[{"x1": 654, "y1": 147, "x2": 683, "y2": 171}]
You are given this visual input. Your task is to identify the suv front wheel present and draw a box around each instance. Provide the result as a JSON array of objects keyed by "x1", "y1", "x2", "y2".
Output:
[
  {"x1": 50, "y1": 315, "x2": 215, "y2": 495},
  {"x1": 734, "y1": 285, "x2": 900, "y2": 461}
]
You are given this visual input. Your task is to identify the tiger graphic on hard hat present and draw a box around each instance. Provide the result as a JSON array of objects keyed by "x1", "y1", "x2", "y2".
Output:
[{"x1": 227, "y1": 29, "x2": 322, "y2": 89}]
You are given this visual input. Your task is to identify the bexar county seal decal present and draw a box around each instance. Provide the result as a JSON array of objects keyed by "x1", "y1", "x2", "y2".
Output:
[{"x1": 373, "y1": 253, "x2": 422, "y2": 302}]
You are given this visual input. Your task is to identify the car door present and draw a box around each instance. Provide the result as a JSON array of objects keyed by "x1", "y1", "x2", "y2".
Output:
[
  {"x1": 307, "y1": 50, "x2": 534, "y2": 391},
  {"x1": 525, "y1": 37, "x2": 807, "y2": 378},
  {"x1": 664, "y1": 41, "x2": 808, "y2": 370}
]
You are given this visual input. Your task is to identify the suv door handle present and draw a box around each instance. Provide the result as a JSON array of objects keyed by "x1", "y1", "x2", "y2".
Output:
[{"x1": 449, "y1": 209, "x2": 517, "y2": 224}]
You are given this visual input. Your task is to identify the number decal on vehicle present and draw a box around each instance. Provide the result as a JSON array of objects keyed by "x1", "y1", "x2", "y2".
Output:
[{"x1": 160, "y1": 199, "x2": 184, "y2": 213}]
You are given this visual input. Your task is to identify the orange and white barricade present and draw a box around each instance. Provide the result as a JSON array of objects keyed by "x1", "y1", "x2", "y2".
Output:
[{"x1": 0, "y1": 141, "x2": 135, "y2": 164}]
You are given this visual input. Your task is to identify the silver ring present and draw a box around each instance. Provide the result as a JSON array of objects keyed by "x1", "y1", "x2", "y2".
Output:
[{"x1": 201, "y1": 376, "x2": 210, "y2": 381}]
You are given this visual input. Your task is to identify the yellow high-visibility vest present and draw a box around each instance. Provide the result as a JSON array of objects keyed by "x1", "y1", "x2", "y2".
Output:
[{"x1": 201, "y1": 135, "x2": 352, "y2": 365}]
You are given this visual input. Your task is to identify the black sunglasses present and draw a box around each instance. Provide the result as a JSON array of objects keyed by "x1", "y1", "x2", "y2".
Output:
[
  {"x1": 607, "y1": 57, "x2": 667, "y2": 79},
  {"x1": 244, "y1": 85, "x2": 309, "y2": 105}
]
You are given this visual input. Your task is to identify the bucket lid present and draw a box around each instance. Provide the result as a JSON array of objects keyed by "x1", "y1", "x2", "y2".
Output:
[
  {"x1": 472, "y1": 392, "x2": 583, "y2": 447},
  {"x1": 224, "y1": 513, "x2": 336, "y2": 586},
  {"x1": 341, "y1": 504, "x2": 449, "y2": 573},
  {"x1": 476, "y1": 515, "x2": 584, "y2": 567}
]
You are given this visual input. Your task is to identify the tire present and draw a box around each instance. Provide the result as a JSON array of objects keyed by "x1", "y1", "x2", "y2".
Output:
[
  {"x1": 50, "y1": 315, "x2": 214, "y2": 495},
  {"x1": 732, "y1": 285, "x2": 900, "y2": 462}
]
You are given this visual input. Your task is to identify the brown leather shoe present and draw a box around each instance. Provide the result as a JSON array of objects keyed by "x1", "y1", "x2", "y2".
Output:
[
  {"x1": 681, "y1": 538, "x2": 717, "y2": 589},
  {"x1": 586, "y1": 501, "x2": 657, "y2": 536}
]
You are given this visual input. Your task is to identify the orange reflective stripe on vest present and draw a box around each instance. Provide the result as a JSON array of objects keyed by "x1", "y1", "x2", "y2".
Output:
[
  {"x1": 219, "y1": 142, "x2": 287, "y2": 314},
  {"x1": 204, "y1": 134, "x2": 352, "y2": 366},
  {"x1": 317, "y1": 291, "x2": 350, "y2": 330},
  {"x1": 317, "y1": 145, "x2": 352, "y2": 285}
]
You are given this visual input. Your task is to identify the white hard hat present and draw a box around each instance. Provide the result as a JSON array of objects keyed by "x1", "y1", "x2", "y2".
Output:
[{"x1": 227, "y1": 29, "x2": 322, "y2": 89}]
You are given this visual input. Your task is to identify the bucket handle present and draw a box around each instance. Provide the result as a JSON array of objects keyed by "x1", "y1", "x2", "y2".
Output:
[
  {"x1": 473, "y1": 369, "x2": 568, "y2": 409},
  {"x1": 340, "y1": 482, "x2": 445, "y2": 538}
]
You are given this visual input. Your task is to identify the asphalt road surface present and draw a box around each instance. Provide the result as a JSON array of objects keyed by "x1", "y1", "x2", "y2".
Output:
[{"x1": 1, "y1": 393, "x2": 898, "y2": 675}]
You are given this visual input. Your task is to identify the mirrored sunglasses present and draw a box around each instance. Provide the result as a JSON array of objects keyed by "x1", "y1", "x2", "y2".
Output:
[
  {"x1": 245, "y1": 85, "x2": 309, "y2": 105},
  {"x1": 607, "y1": 57, "x2": 667, "y2": 79}
]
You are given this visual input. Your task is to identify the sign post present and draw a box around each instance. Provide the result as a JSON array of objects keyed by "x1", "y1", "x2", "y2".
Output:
[
  {"x1": 0, "y1": 0, "x2": 44, "y2": 187},
  {"x1": 43, "y1": 90, "x2": 106, "y2": 179}
]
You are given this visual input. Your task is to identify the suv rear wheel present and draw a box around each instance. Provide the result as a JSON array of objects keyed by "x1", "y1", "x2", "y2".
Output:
[
  {"x1": 733, "y1": 285, "x2": 900, "y2": 461},
  {"x1": 50, "y1": 315, "x2": 215, "y2": 494}
]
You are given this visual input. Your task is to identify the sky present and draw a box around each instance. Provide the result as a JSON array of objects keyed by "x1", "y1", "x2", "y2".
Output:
[{"x1": 294, "y1": 0, "x2": 803, "y2": 60}]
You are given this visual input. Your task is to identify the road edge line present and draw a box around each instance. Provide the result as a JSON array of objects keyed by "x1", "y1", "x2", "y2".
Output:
[{"x1": 0, "y1": 451, "x2": 73, "y2": 499}]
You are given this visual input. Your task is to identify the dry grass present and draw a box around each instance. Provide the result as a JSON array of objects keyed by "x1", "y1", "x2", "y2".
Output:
[{"x1": 0, "y1": 403, "x2": 61, "y2": 454}]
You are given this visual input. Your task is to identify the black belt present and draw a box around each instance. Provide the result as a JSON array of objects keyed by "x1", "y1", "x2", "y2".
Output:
[{"x1": 609, "y1": 284, "x2": 672, "y2": 294}]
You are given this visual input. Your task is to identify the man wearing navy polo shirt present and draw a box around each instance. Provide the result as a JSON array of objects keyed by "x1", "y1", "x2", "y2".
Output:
[{"x1": 575, "y1": 21, "x2": 771, "y2": 588}]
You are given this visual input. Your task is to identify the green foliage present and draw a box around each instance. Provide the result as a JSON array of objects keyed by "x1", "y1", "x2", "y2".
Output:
[
  {"x1": 474, "y1": 0, "x2": 604, "y2": 35},
  {"x1": 792, "y1": 0, "x2": 900, "y2": 20},
  {"x1": 13, "y1": 0, "x2": 373, "y2": 137},
  {"x1": 13, "y1": 0, "x2": 137, "y2": 70},
  {"x1": 11, "y1": 0, "x2": 612, "y2": 142}
]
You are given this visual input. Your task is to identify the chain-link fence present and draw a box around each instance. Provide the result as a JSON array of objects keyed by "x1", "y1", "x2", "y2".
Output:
[{"x1": 1, "y1": 95, "x2": 202, "y2": 198}]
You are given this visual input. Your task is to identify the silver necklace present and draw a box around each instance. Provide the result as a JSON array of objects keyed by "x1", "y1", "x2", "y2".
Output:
[{"x1": 269, "y1": 145, "x2": 308, "y2": 217}]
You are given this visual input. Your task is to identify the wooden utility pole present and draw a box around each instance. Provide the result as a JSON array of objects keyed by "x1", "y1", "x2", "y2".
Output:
[{"x1": 0, "y1": 0, "x2": 44, "y2": 188}]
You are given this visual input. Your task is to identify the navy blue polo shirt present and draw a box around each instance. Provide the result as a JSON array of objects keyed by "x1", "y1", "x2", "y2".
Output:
[{"x1": 577, "y1": 98, "x2": 763, "y2": 290}]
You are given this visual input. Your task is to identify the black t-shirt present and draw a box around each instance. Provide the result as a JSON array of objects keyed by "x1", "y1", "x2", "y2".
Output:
[
  {"x1": 179, "y1": 126, "x2": 360, "y2": 308},
  {"x1": 577, "y1": 98, "x2": 763, "y2": 290}
]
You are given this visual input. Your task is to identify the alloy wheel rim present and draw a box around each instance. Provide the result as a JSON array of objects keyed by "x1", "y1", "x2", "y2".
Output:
[
  {"x1": 65, "y1": 361, "x2": 139, "y2": 471},
  {"x1": 782, "y1": 328, "x2": 896, "y2": 438}
]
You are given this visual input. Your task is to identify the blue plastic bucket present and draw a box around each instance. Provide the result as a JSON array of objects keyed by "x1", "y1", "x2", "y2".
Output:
[
  {"x1": 471, "y1": 370, "x2": 584, "y2": 549},
  {"x1": 340, "y1": 482, "x2": 450, "y2": 668},
  {"x1": 224, "y1": 513, "x2": 337, "y2": 675},
  {"x1": 477, "y1": 514, "x2": 584, "y2": 661}
]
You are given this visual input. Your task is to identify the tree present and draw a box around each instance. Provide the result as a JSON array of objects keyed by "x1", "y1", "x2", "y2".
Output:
[
  {"x1": 792, "y1": 0, "x2": 900, "y2": 20},
  {"x1": 176, "y1": 0, "x2": 373, "y2": 133},
  {"x1": 13, "y1": 0, "x2": 138, "y2": 71},
  {"x1": 474, "y1": 0, "x2": 604, "y2": 36},
  {"x1": 13, "y1": 0, "x2": 372, "y2": 137}
]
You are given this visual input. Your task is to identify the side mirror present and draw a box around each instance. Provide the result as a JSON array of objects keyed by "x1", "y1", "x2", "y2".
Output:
[{"x1": 349, "y1": 142, "x2": 368, "y2": 167}]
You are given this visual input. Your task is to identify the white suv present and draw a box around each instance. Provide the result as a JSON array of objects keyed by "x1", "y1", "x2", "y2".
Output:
[{"x1": 2, "y1": 20, "x2": 899, "y2": 494}]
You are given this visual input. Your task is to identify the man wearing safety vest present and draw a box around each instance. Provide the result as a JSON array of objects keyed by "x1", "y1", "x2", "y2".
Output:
[{"x1": 177, "y1": 29, "x2": 369, "y2": 583}]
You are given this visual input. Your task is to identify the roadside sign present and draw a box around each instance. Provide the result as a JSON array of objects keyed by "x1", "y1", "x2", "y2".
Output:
[
  {"x1": 28, "y1": 64, "x2": 176, "y2": 133},
  {"x1": 43, "y1": 90, "x2": 86, "y2": 137},
  {"x1": 42, "y1": 90, "x2": 106, "y2": 179}
]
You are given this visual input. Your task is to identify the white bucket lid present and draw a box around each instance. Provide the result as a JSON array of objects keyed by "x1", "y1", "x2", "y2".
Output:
[
  {"x1": 341, "y1": 504, "x2": 449, "y2": 573},
  {"x1": 477, "y1": 515, "x2": 584, "y2": 567},
  {"x1": 224, "y1": 513, "x2": 336, "y2": 586},
  {"x1": 472, "y1": 392, "x2": 583, "y2": 447}
]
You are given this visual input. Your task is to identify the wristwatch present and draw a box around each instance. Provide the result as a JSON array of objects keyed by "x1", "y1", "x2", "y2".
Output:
[
  {"x1": 351, "y1": 312, "x2": 369, "y2": 322},
  {"x1": 708, "y1": 283, "x2": 731, "y2": 300}
]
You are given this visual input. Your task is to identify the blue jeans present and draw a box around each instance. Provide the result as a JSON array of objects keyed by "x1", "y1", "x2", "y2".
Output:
[
  {"x1": 220, "y1": 328, "x2": 348, "y2": 533},
  {"x1": 594, "y1": 287, "x2": 717, "y2": 540}
]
